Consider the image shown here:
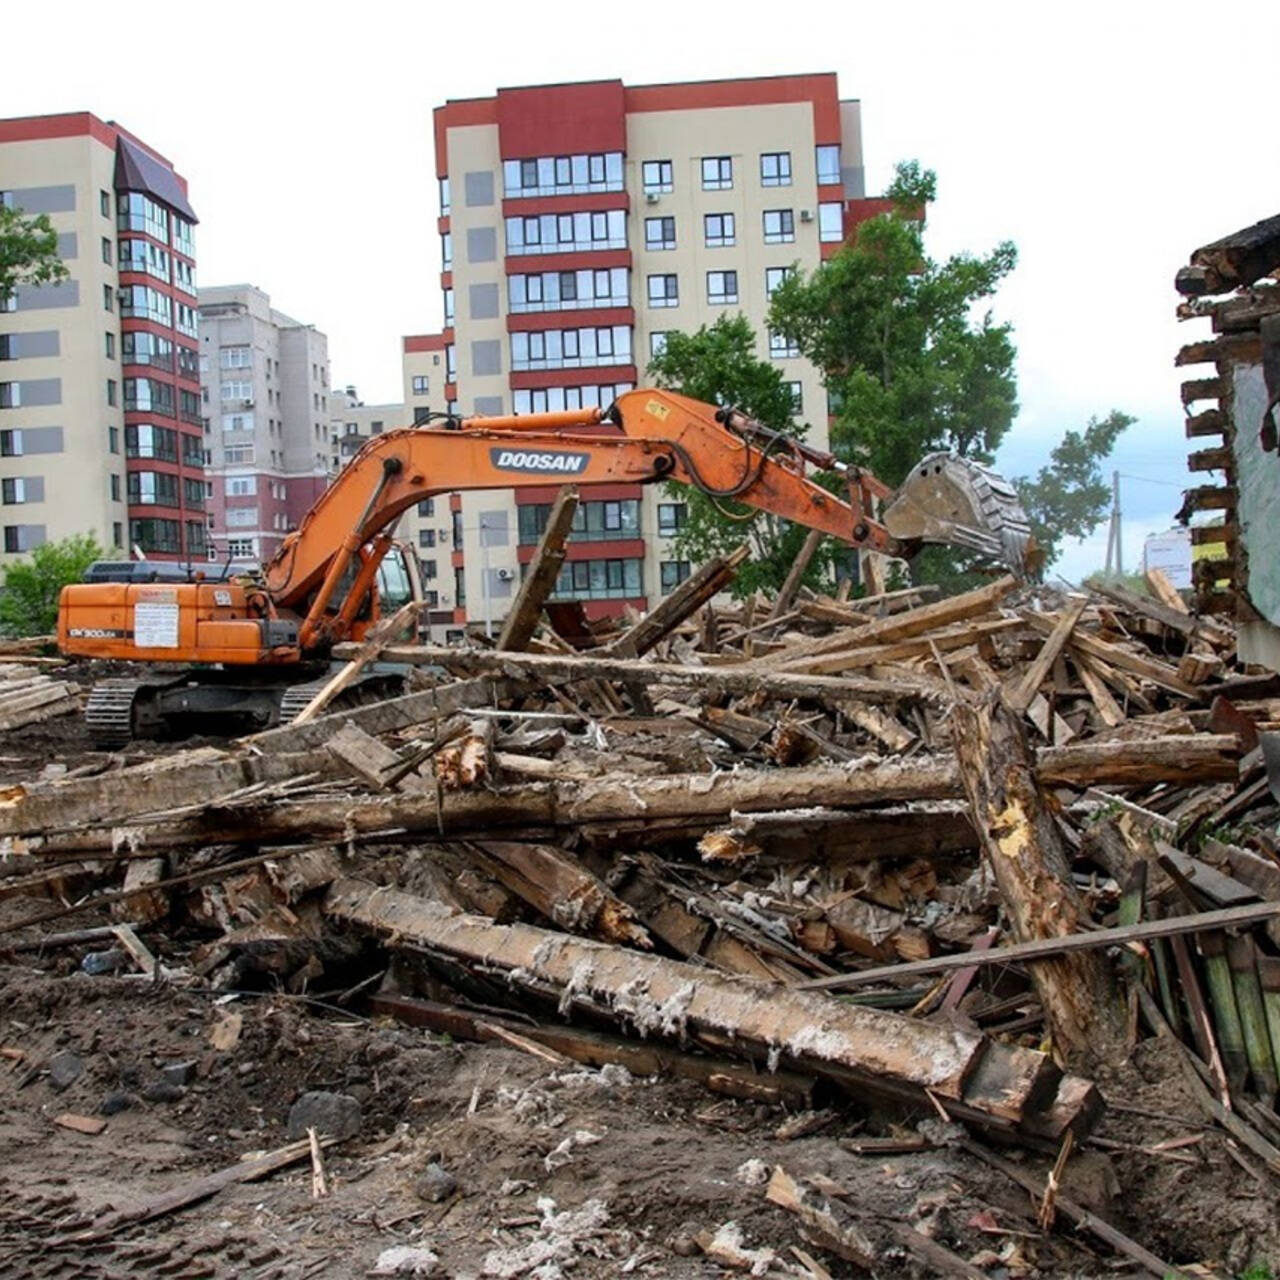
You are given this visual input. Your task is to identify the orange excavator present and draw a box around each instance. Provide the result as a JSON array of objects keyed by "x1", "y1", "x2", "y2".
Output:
[{"x1": 57, "y1": 389, "x2": 1031, "y2": 743}]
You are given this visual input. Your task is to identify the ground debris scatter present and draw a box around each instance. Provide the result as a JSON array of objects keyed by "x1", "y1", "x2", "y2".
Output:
[{"x1": 3, "y1": 572, "x2": 1280, "y2": 1279}]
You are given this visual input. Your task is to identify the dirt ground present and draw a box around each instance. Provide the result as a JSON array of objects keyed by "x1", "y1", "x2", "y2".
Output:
[{"x1": 1, "y1": 953, "x2": 1278, "y2": 1280}]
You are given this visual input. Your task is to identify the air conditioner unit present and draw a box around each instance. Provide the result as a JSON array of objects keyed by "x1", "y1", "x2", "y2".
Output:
[
  {"x1": 799, "y1": 209, "x2": 814, "y2": 223},
  {"x1": 496, "y1": 567, "x2": 514, "y2": 581},
  {"x1": 645, "y1": 192, "x2": 660, "y2": 205}
]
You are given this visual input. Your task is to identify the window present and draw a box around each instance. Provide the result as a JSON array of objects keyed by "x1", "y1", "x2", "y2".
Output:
[
  {"x1": 122, "y1": 332, "x2": 174, "y2": 371},
  {"x1": 225, "y1": 537, "x2": 255, "y2": 558},
  {"x1": 221, "y1": 381, "x2": 252, "y2": 401},
  {"x1": 118, "y1": 238, "x2": 169, "y2": 280},
  {"x1": 648, "y1": 274, "x2": 678, "y2": 309},
  {"x1": 787, "y1": 381, "x2": 803, "y2": 413},
  {"x1": 818, "y1": 202, "x2": 844, "y2": 244},
  {"x1": 760, "y1": 152, "x2": 792, "y2": 187},
  {"x1": 707, "y1": 271, "x2": 738, "y2": 305},
  {"x1": 418, "y1": 529, "x2": 436, "y2": 548},
  {"x1": 649, "y1": 332, "x2": 671, "y2": 359},
  {"x1": 508, "y1": 266, "x2": 629, "y2": 314},
  {"x1": 104, "y1": 332, "x2": 115, "y2": 359},
  {"x1": 172, "y1": 216, "x2": 195, "y2": 257},
  {"x1": 226, "y1": 507, "x2": 258, "y2": 527},
  {"x1": 100, "y1": 190, "x2": 110, "y2": 217},
  {"x1": 117, "y1": 192, "x2": 168, "y2": 241},
  {"x1": 763, "y1": 209, "x2": 795, "y2": 244},
  {"x1": 2, "y1": 478, "x2": 28, "y2": 504},
  {"x1": 222, "y1": 412, "x2": 255, "y2": 432},
  {"x1": 176, "y1": 303, "x2": 197, "y2": 338},
  {"x1": 119, "y1": 285, "x2": 171, "y2": 326},
  {"x1": 0, "y1": 429, "x2": 22, "y2": 455},
  {"x1": 642, "y1": 160, "x2": 673, "y2": 194},
  {"x1": 769, "y1": 330, "x2": 800, "y2": 359},
  {"x1": 703, "y1": 213, "x2": 735, "y2": 248},
  {"x1": 446, "y1": 345, "x2": 456, "y2": 380},
  {"x1": 412, "y1": 375, "x2": 429, "y2": 395},
  {"x1": 224, "y1": 443, "x2": 254, "y2": 464},
  {"x1": 127, "y1": 471, "x2": 180, "y2": 506},
  {"x1": 765, "y1": 266, "x2": 794, "y2": 298},
  {"x1": 106, "y1": 379, "x2": 117, "y2": 407},
  {"x1": 182, "y1": 434, "x2": 204, "y2": 466},
  {"x1": 108, "y1": 426, "x2": 119, "y2": 454},
  {"x1": 441, "y1": 232, "x2": 452, "y2": 271},
  {"x1": 701, "y1": 156, "x2": 732, "y2": 190},
  {"x1": 519, "y1": 499, "x2": 640, "y2": 544},
  {"x1": 174, "y1": 259, "x2": 196, "y2": 294},
  {"x1": 550, "y1": 556, "x2": 643, "y2": 601},
  {"x1": 660, "y1": 560, "x2": 691, "y2": 593},
  {"x1": 644, "y1": 217, "x2": 675, "y2": 251},
  {"x1": 0, "y1": 336, "x2": 11, "y2": 360},
  {"x1": 125, "y1": 424, "x2": 178, "y2": 460},
  {"x1": 421, "y1": 559, "x2": 437, "y2": 581},
  {"x1": 454, "y1": 564, "x2": 466, "y2": 605},
  {"x1": 657, "y1": 502, "x2": 687, "y2": 537},
  {"x1": 101, "y1": 237, "x2": 112, "y2": 265},
  {"x1": 452, "y1": 509, "x2": 463, "y2": 549},
  {"x1": 226, "y1": 476, "x2": 257, "y2": 497},
  {"x1": 505, "y1": 209, "x2": 627, "y2": 256},
  {"x1": 512, "y1": 382, "x2": 633, "y2": 415},
  {"x1": 0, "y1": 383, "x2": 19, "y2": 409},
  {"x1": 220, "y1": 345, "x2": 251, "y2": 369},
  {"x1": 502, "y1": 151, "x2": 623, "y2": 198},
  {"x1": 418, "y1": 498, "x2": 435, "y2": 517},
  {"x1": 443, "y1": 288, "x2": 455, "y2": 326},
  {"x1": 439, "y1": 177, "x2": 450, "y2": 215},
  {"x1": 103, "y1": 283, "x2": 113, "y2": 312},
  {"x1": 124, "y1": 378, "x2": 174, "y2": 414},
  {"x1": 816, "y1": 144, "x2": 841, "y2": 186},
  {"x1": 109, "y1": 474, "x2": 121, "y2": 501},
  {"x1": 510, "y1": 325, "x2": 632, "y2": 372},
  {"x1": 184, "y1": 478, "x2": 205, "y2": 508}
]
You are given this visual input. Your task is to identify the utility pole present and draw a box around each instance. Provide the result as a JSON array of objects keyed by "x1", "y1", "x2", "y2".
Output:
[{"x1": 1104, "y1": 470, "x2": 1123, "y2": 576}]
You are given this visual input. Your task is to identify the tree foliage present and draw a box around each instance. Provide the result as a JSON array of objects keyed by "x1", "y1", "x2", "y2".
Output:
[
  {"x1": 646, "y1": 314, "x2": 840, "y2": 597},
  {"x1": 0, "y1": 534, "x2": 104, "y2": 637},
  {"x1": 1015, "y1": 410, "x2": 1135, "y2": 572},
  {"x1": 0, "y1": 204, "x2": 69, "y2": 301}
]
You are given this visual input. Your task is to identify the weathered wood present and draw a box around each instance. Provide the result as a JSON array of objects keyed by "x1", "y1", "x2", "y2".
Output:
[
  {"x1": 1227, "y1": 934, "x2": 1278, "y2": 1095},
  {"x1": 464, "y1": 840, "x2": 650, "y2": 948},
  {"x1": 609, "y1": 545, "x2": 749, "y2": 658},
  {"x1": 111, "y1": 857, "x2": 168, "y2": 925},
  {"x1": 1006, "y1": 597, "x2": 1087, "y2": 713},
  {"x1": 949, "y1": 698, "x2": 1127, "y2": 1070},
  {"x1": 1145, "y1": 567, "x2": 1189, "y2": 613},
  {"x1": 769, "y1": 528, "x2": 824, "y2": 622},
  {"x1": 324, "y1": 877, "x2": 1099, "y2": 1137},
  {"x1": 1177, "y1": 212, "x2": 1280, "y2": 296},
  {"x1": 497, "y1": 486, "x2": 579, "y2": 651},
  {"x1": 1028, "y1": 612, "x2": 1202, "y2": 698},
  {"x1": 787, "y1": 616, "x2": 1023, "y2": 677},
  {"x1": 764, "y1": 1167, "x2": 874, "y2": 1268},
  {"x1": 1087, "y1": 577, "x2": 1232, "y2": 649},
  {"x1": 325, "y1": 721, "x2": 426, "y2": 793},
  {"x1": 434, "y1": 717, "x2": 494, "y2": 790},
  {"x1": 1035, "y1": 733, "x2": 1239, "y2": 787},
  {"x1": 795, "y1": 584, "x2": 940, "y2": 626},
  {"x1": 290, "y1": 600, "x2": 422, "y2": 724}
]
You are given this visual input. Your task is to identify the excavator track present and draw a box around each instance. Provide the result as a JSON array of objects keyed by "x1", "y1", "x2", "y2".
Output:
[
  {"x1": 83, "y1": 678, "x2": 151, "y2": 748},
  {"x1": 276, "y1": 677, "x2": 332, "y2": 725}
]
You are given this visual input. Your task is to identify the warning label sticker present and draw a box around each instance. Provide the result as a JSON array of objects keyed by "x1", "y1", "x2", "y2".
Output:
[{"x1": 133, "y1": 602, "x2": 180, "y2": 649}]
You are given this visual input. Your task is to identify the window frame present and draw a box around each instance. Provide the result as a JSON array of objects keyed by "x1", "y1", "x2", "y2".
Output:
[
  {"x1": 763, "y1": 209, "x2": 796, "y2": 245},
  {"x1": 703, "y1": 212, "x2": 735, "y2": 248},
  {"x1": 760, "y1": 151, "x2": 792, "y2": 187},
  {"x1": 701, "y1": 156, "x2": 733, "y2": 191}
]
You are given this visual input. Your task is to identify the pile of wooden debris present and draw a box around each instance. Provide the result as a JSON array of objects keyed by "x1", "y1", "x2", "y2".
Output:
[{"x1": 5, "y1": 508, "x2": 1280, "y2": 1275}]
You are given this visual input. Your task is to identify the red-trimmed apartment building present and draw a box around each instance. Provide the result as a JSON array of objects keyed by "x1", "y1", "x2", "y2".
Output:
[
  {"x1": 402, "y1": 73, "x2": 879, "y2": 640},
  {"x1": 0, "y1": 112, "x2": 202, "y2": 561}
]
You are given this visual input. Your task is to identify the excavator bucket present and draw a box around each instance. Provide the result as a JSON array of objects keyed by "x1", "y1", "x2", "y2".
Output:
[{"x1": 881, "y1": 453, "x2": 1035, "y2": 577}]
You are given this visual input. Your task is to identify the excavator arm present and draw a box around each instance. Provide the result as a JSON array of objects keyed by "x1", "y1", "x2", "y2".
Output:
[{"x1": 265, "y1": 388, "x2": 1031, "y2": 650}]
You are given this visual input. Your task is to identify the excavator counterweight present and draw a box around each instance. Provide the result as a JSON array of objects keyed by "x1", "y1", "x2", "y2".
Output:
[{"x1": 57, "y1": 388, "x2": 1032, "y2": 742}]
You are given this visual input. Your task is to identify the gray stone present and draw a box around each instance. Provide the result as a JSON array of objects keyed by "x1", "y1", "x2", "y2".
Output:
[
  {"x1": 99, "y1": 1091, "x2": 134, "y2": 1115},
  {"x1": 48, "y1": 1050, "x2": 83, "y2": 1092},
  {"x1": 286, "y1": 1091, "x2": 362, "y2": 1141},
  {"x1": 414, "y1": 1162, "x2": 457, "y2": 1203},
  {"x1": 161, "y1": 1060, "x2": 197, "y2": 1086},
  {"x1": 81, "y1": 948, "x2": 127, "y2": 975},
  {"x1": 142, "y1": 1081, "x2": 185, "y2": 1103}
]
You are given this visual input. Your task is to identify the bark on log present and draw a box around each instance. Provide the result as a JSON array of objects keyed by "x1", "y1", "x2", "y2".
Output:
[
  {"x1": 497, "y1": 486, "x2": 579, "y2": 652},
  {"x1": 950, "y1": 698, "x2": 1128, "y2": 1071},
  {"x1": 323, "y1": 876, "x2": 1101, "y2": 1138}
]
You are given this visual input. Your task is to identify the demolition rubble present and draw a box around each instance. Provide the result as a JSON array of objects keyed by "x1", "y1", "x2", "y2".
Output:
[{"x1": 3, "y1": 548, "x2": 1280, "y2": 1277}]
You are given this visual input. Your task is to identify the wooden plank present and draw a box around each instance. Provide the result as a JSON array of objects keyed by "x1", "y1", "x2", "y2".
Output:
[
  {"x1": 1028, "y1": 612, "x2": 1202, "y2": 698},
  {"x1": 800, "y1": 899, "x2": 1280, "y2": 992},
  {"x1": 496, "y1": 486, "x2": 579, "y2": 651},
  {"x1": 1145, "y1": 567, "x2": 1189, "y2": 613},
  {"x1": 1006, "y1": 597, "x2": 1087, "y2": 713},
  {"x1": 770, "y1": 528, "x2": 823, "y2": 621}
]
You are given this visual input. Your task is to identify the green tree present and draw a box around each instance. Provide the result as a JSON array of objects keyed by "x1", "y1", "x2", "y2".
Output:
[
  {"x1": 1015, "y1": 411, "x2": 1134, "y2": 572},
  {"x1": 646, "y1": 314, "x2": 841, "y2": 597},
  {"x1": 0, "y1": 203, "x2": 70, "y2": 302},
  {"x1": 0, "y1": 534, "x2": 104, "y2": 637}
]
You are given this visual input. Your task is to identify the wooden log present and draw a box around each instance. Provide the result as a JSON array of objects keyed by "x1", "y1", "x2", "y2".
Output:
[
  {"x1": 1034, "y1": 733, "x2": 1238, "y2": 788},
  {"x1": 1145, "y1": 567, "x2": 1189, "y2": 613},
  {"x1": 463, "y1": 840, "x2": 650, "y2": 948},
  {"x1": 796, "y1": 584, "x2": 940, "y2": 626},
  {"x1": 609, "y1": 545, "x2": 749, "y2": 658},
  {"x1": 785, "y1": 616, "x2": 1023, "y2": 677},
  {"x1": 1086, "y1": 577, "x2": 1232, "y2": 649},
  {"x1": 1027, "y1": 612, "x2": 1202, "y2": 698},
  {"x1": 110, "y1": 857, "x2": 168, "y2": 925},
  {"x1": 497, "y1": 486, "x2": 579, "y2": 651},
  {"x1": 769, "y1": 528, "x2": 823, "y2": 621},
  {"x1": 433, "y1": 717, "x2": 494, "y2": 790},
  {"x1": 1006, "y1": 597, "x2": 1087, "y2": 713},
  {"x1": 368, "y1": 992, "x2": 814, "y2": 1106},
  {"x1": 949, "y1": 698, "x2": 1128, "y2": 1070},
  {"x1": 324, "y1": 876, "x2": 1100, "y2": 1138},
  {"x1": 325, "y1": 721, "x2": 427, "y2": 793}
]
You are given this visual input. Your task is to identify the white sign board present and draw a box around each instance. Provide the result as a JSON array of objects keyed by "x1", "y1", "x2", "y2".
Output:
[
  {"x1": 1143, "y1": 528, "x2": 1192, "y2": 590},
  {"x1": 133, "y1": 602, "x2": 180, "y2": 648}
]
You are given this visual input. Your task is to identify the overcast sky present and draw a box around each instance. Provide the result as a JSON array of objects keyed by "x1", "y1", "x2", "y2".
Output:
[{"x1": 5, "y1": 0, "x2": 1276, "y2": 581}]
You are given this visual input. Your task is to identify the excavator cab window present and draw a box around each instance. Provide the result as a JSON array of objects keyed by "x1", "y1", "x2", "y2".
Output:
[{"x1": 377, "y1": 545, "x2": 423, "y2": 640}]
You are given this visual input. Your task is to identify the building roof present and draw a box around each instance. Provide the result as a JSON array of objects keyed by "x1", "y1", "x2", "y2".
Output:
[{"x1": 114, "y1": 134, "x2": 197, "y2": 222}]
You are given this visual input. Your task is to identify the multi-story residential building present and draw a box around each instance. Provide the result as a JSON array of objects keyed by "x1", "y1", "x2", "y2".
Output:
[
  {"x1": 0, "y1": 111, "x2": 202, "y2": 561},
  {"x1": 198, "y1": 284, "x2": 330, "y2": 563},
  {"x1": 405, "y1": 73, "x2": 884, "y2": 632}
]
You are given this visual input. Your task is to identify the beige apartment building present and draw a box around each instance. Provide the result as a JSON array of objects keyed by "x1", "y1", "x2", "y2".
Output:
[
  {"x1": 0, "y1": 112, "x2": 201, "y2": 562},
  {"x1": 197, "y1": 285, "x2": 330, "y2": 563},
  {"x1": 403, "y1": 74, "x2": 883, "y2": 640}
]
